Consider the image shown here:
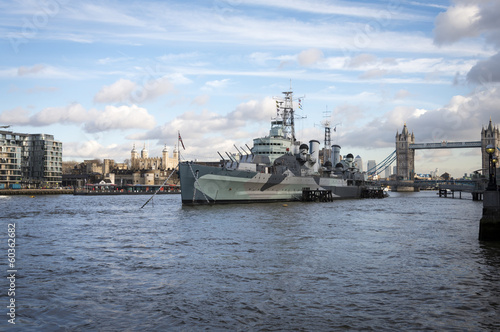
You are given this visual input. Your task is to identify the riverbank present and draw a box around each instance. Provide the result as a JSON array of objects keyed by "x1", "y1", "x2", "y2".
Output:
[
  {"x1": 0, "y1": 188, "x2": 181, "y2": 196},
  {"x1": 0, "y1": 189, "x2": 73, "y2": 195}
]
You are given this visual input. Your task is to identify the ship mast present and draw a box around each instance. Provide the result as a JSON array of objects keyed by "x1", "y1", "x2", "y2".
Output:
[
  {"x1": 283, "y1": 90, "x2": 295, "y2": 142},
  {"x1": 275, "y1": 89, "x2": 303, "y2": 143}
]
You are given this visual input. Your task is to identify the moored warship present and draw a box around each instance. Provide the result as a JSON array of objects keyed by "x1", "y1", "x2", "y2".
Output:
[{"x1": 179, "y1": 89, "x2": 384, "y2": 204}]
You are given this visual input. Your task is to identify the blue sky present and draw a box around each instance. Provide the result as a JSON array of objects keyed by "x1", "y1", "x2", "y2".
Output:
[{"x1": 1, "y1": 0, "x2": 500, "y2": 177}]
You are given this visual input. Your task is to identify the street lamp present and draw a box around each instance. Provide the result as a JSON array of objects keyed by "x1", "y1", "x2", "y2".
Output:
[
  {"x1": 493, "y1": 156, "x2": 498, "y2": 188},
  {"x1": 486, "y1": 144, "x2": 496, "y2": 190}
]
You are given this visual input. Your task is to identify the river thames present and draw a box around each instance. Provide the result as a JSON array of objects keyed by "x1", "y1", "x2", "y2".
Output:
[{"x1": 1, "y1": 191, "x2": 499, "y2": 331}]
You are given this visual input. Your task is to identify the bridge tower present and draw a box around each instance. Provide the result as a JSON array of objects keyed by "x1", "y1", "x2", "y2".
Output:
[
  {"x1": 481, "y1": 118, "x2": 499, "y2": 175},
  {"x1": 395, "y1": 124, "x2": 415, "y2": 180}
]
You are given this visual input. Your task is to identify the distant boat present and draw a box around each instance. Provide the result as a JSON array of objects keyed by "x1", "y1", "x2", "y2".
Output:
[{"x1": 179, "y1": 88, "x2": 384, "y2": 204}]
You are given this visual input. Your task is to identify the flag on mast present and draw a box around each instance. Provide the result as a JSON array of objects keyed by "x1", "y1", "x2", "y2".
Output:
[{"x1": 178, "y1": 131, "x2": 185, "y2": 150}]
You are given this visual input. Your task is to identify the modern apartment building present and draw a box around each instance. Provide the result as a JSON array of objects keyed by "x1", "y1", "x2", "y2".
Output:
[
  {"x1": 0, "y1": 137, "x2": 22, "y2": 186},
  {"x1": 0, "y1": 130, "x2": 62, "y2": 188}
]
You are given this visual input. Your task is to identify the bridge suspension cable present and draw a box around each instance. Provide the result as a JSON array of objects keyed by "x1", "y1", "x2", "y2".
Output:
[{"x1": 367, "y1": 150, "x2": 396, "y2": 176}]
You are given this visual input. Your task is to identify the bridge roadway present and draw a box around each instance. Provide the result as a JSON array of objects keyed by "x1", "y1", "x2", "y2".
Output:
[
  {"x1": 409, "y1": 141, "x2": 481, "y2": 149},
  {"x1": 380, "y1": 179, "x2": 485, "y2": 188},
  {"x1": 379, "y1": 179, "x2": 487, "y2": 200}
]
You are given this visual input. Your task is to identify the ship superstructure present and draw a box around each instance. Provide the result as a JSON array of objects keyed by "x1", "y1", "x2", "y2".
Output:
[{"x1": 251, "y1": 90, "x2": 297, "y2": 164}]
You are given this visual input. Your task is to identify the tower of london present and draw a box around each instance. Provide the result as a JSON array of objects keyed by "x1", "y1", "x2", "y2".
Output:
[{"x1": 130, "y1": 143, "x2": 178, "y2": 171}]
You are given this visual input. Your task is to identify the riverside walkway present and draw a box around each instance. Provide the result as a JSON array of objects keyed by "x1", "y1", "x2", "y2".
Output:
[{"x1": 0, "y1": 189, "x2": 73, "y2": 195}]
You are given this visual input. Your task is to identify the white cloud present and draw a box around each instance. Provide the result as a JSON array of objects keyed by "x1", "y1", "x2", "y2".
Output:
[
  {"x1": 93, "y1": 79, "x2": 137, "y2": 103},
  {"x1": 165, "y1": 73, "x2": 192, "y2": 85},
  {"x1": 333, "y1": 104, "x2": 365, "y2": 125},
  {"x1": 228, "y1": 97, "x2": 275, "y2": 123},
  {"x1": 433, "y1": 1, "x2": 500, "y2": 84},
  {"x1": 70, "y1": 3, "x2": 148, "y2": 28},
  {"x1": 63, "y1": 140, "x2": 132, "y2": 160},
  {"x1": 0, "y1": 65, "x2": 80, "y2": 79},
  {"x1": 249, "y1": 52, "x2": 273, "y2": 66},
  {"x1": 434, "y1": 0, "x2": 500, "y2": 47},
  {"x1": 191, "y1": 95, "x2": 210, "y2": 106},
  {"x1": 297, "y1": 48, "x2": 324, "y2": 66},
  {"x1": 128, "y1": 96, "x2": 276, "y2": 151},
  {"x1": 347, "y1": 53, "x2": 377, "y2": 68},
  {"x1": 17, "y1": 64, "x2": 46, "y2": 76},
  {"x1": 408, "y1": 1, "x2": 448, "y2": 10},
  {"x1": 0, "y1": 103, "x2": 157, "y2": 133},
  {"x1": 94, "y1": 77, "x2": 175, "y2": 104},
  {"x1": 3, "y1": 0, "x2": 483, "y2": 56},
  {"x1": 25, "y1": 86, "x2": 59, "y2": 94},
  {"x1": 320, "y1": 55, "x2": 476, "y2": 82},
  {"x1": 203, "y1": 79, "x2": 230, "y2": 90},
  {"x1": 359, "y1": 69, "x2": 390, "y2": 79},
  {"x1": 137, "y1": 77, "x2": 175, "y2": 102},
  {"x1": 394, "y1": 89, "x2": 412, "y2": 100},
  {"x1": 31, "y1": 104, "x2": 88, "y2": 125},
  {"x1": 229, "y1": 0, "x2": 428, "y2": 21},
  {"x1": 84, "y1": 105, "x2": 156, "y2": 133},
  {"x1": 97, "y1": 57, "x2": 131, "y2": 65},
  {"x1": 467, "y1": 51, "x2": 500, "y2": 83},
  {"x1": 433, "y1": 3, "x2": 481, "y2": 45},
  {"x1": 0, "y1": 107, "x2": 31, "y2": 124}
]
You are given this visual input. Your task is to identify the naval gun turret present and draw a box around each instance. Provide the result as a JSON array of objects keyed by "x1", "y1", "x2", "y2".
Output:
[{"x1": 293, "y1": 140, "x2": 321, "y2": 175}]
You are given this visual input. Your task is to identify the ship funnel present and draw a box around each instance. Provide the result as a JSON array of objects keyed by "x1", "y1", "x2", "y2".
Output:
[
  {"x1": 309, "y1": 140, "x2": 320, "y2": 173},
  {"x1": 331, "y1": 145, "x2": 341, "y2": 166}
]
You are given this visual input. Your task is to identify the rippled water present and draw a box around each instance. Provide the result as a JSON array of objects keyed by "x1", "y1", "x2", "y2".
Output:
[{"x1": 1, "y1": 191, "x2": 499, "y2": 331}]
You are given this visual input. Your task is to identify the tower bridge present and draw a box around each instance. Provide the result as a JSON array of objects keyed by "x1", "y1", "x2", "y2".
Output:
[
  {"x1": 389, "y1": 119, "x2": 500, "y2": 241},
  {"x1": 395, "y1": 119, "x2": 499, "y2": 180}
]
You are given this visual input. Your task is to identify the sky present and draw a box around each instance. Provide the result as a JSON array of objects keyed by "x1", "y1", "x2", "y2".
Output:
[{"x1": 1, "y1": 0, "x2": 500, "y2": 178}]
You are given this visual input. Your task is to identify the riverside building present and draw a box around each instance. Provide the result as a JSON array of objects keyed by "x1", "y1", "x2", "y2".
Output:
[{"x1": 0, "y1": 130, "x2": 62, "y2": 188}]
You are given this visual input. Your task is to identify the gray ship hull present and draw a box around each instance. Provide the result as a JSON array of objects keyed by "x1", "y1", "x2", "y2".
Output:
[{"x1": 179, "y1": 162, "x2": 366, "y2": 205}]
